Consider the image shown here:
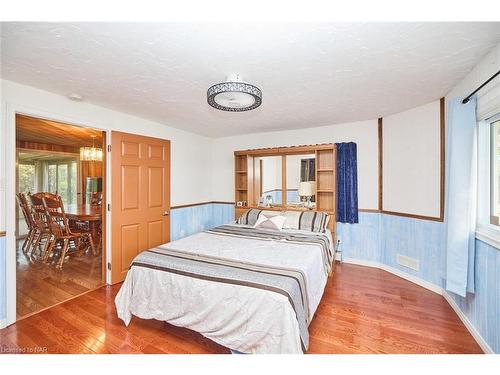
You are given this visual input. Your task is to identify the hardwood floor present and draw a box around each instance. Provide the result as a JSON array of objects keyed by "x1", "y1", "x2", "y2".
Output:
[
  {"x1": 1, "y1": 263, "x2": 482, "y2": 354},
  {"x1": 16, "y1": 240, "x2": 103, "y2": 319}
]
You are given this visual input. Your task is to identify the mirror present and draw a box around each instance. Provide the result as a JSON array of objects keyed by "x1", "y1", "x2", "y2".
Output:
[
  {"x1": 286, "y1": 154, "x2": 316, "y2": 207},
  {"x1": 255, "y1": 156, "x2": 282, "y2": 207}
]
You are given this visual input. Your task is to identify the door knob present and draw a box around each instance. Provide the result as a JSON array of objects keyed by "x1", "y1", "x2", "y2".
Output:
[{"x1": 162, "y1": 211, "x2": 170, "y2": 216}]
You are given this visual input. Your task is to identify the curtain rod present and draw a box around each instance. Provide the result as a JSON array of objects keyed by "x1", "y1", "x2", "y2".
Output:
[{"x1": 462, "y1": 69, "x2": 500, "y2": 104}]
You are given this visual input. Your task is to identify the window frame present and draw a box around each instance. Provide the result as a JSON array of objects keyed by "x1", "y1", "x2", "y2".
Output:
[
  {"x1": 476, "y1": 112, "x2": 500, "y2": 249},
  {"x1": 490, "y1": 117, "x2": 500, "y2": 226}
]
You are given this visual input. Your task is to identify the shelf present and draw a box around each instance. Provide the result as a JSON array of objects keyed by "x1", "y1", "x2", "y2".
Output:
[
  {"x1": 316, "y1": 149, "x2": 334, "y2": 170},
  {"x1": 236, "y1": 188, "x2": 248, "y2": 191},
  {"x1": 317, "y1": 189, "x2": 334, "y2": 193},
  {"x1": 235, "y1": 170, "x2": 247, "y2": 173},
  {"x1": 317, "y1": 169, "x2": 334, "y2": 172}
]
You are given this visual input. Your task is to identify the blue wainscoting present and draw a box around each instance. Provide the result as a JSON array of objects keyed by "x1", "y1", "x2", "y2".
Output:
[
  {"x1": 170, "y1": 202, "x2": 234, "y2": 241},
  {"x1": 336, "y1": 212, "x2": 381, "y2": 262},
  {"x1": 380, "y1": 214, "x2": 446, "y2": 288},
  {"x1": 448, "y1": 239, "x2": 499, "y2": 353},
  {"x1": 0, "y1": 236, "x2": 6, "y2": 324},
  {"x1": 338, "y1": 212, "x2": 445, "y2": 286}
]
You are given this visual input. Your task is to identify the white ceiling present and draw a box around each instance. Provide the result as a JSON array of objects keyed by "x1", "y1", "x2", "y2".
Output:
[{"x1": 2, "y1": 22, "x2": 500, "y2": 137}]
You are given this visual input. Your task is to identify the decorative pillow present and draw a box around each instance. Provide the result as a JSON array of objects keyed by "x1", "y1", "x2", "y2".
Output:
[
  {"x1": 283, "y1": 210, "x2": 330, "y2": 233},
  {"x1": 254, "y1": 213, "x2": 286, "y2": 231},
  {"x1": 283, "y1": 211, "x2": 301, "y2": 230},
  {"x1": 236, "y1": 209, "x2": 281, "y2": 226},
  {"x1": 237, "y1": 208, "x2": 261, "y2": 225}
]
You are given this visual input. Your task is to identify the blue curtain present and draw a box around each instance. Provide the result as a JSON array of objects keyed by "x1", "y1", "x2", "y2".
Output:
[
  {"x1": 336, "y1": 142, "x2": 358, "y2": 223},
  {"x1": 445, "y1": 97, "x2": 477, "y2": 297}
]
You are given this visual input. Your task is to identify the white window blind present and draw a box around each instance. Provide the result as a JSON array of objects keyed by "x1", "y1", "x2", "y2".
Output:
[{"x1": 476, "y1": 72, "x2": 500, "y2": 121}]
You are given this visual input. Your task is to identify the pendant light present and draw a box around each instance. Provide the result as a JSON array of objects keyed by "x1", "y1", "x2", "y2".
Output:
[{"x1": 80, "y1": 135, "x2": 103, "y2": 162}]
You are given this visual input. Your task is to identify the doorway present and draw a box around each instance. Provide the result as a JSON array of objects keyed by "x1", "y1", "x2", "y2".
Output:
[{"x1": 15, "y1": 114, "x2": 107, "y2": 319}]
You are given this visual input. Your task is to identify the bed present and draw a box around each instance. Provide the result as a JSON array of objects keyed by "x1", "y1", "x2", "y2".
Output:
[{"x1": 115, "y1": 209, "x2": 334, "y2": 354}]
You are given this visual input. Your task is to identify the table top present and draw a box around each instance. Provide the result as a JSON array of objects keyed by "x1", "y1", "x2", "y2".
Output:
[{"x1": 65, "y1": 204, "x2": 102, "y2": 221}]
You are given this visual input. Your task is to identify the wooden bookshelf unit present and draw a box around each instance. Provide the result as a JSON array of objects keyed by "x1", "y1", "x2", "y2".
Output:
[
  {"x1": 234, "y1": 154, "x2": 248, "y2": 205},
  {"x1": 315, "y1": 148, "x2": 335, "y2": 213},
  {"x1": 233, "y1": 144, "x2": 336, "y2": 235}
]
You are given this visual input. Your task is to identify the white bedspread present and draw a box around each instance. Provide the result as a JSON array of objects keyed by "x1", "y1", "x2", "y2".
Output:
[{"x1": 115, "y1": 224, "x2": 331, "y2": 354}]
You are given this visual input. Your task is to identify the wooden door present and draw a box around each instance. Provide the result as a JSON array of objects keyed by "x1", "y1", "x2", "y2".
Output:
[{"x1": 111, "y1": 131, "x2": 170, "y2": 283}]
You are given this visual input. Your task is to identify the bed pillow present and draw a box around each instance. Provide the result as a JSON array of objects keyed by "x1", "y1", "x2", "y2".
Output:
[
  {"x1": 254, "y1": 213, "x2": 286, "y2": 231},
  {"x1": 283, "y1": 210, "x2": 330, "y2": 233},
  {"x1": 236, "y1": 208, "x2": 281, "y2": 226}
]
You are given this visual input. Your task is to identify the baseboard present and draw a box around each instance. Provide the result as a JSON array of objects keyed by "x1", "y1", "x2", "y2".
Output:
[
  {"x1": 380, "y1": 264, "x2": 444, "y2": 295},
  {"x1": 442, "y1": 292, "x2": 494, "y2": 354},
  {"x1": 341, "y1": 257, "x2": 493, "y2": 354},
  {"x1": 0, "y1": 319, "x2": 6, "y2": 329},
  {"x1": 343, "y1": 257, "x2": 442, "y2": 295},
  {"x1": 342, "y1": 257, "x2": 380, "y2": 268}
]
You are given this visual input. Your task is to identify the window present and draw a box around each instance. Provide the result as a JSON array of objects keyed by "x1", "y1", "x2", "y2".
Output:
[
  {"x1": 18, "y1": 163, "x2": 36, "y2": 233},
  {"x1": 300, "y1": 158, "x2": 315, "y2": 182},
  {"x1": 18, "y1": 163, "x2": 36, "y2": 194},
  {"x1": 490, "y1": 119, "x2": 500, "y2": 226},
  {"x1": 47, "y1": 160, "x2": 78, "y2": 205}
]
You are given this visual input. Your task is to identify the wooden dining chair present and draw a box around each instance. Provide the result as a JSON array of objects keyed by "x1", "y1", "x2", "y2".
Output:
[
  {"x1": 27, "y1": 192, "x2": 55, "y2": 260},
  {"x1": 42, "y1": 194, "x2": 96, "y2": 269},
  {"x1": 16, "y1": 192, "x2": 37, "y2": 255}
]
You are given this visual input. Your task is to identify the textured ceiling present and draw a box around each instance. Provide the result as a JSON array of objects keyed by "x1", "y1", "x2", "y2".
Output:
[{"x1": 2, "y1": 22, "x2": 500, "y2": 137}]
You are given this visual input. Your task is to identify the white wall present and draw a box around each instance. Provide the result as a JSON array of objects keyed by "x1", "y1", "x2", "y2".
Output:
[
  {"x1": 383, "y1": 100, "x2": 442, "y2": 217},
  {"x1": 211, "y1": 119, "x2": 379, "y2": 209},
  {"x1": 0, "y1": 79, "x2": 214, "y2": 230},
  {"x1": 0, "y1": 26, "x2": 4, "y2": 233}
]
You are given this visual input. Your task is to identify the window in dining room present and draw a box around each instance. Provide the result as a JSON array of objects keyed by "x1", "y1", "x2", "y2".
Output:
[
  {"x1": 18, "y1": 162, "x2": 36, "y2": 194},
  {"x1": 47, "y1": 159, "x2": 78, "y2": 205}
]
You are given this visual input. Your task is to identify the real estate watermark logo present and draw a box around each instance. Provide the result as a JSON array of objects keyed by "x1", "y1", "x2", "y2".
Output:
[{"x1": 0, "y1": 345, "x2": 48, "y2": 354}]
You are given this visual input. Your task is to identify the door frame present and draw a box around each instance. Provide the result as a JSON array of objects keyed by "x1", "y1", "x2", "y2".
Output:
[{"x1": 3, "y1": 102, "x2": 112, "y2": 327}]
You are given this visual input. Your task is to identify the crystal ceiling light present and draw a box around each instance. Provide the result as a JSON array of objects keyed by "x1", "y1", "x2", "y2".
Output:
[
  {"x1": 80, "y1": 135, "x2": 102, "y2": 162},
  {"x1": 207, "y1": 74, "x2": 262, "y2": 112}
]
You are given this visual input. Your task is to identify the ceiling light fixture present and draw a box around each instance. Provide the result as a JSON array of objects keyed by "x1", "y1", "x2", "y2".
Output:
[
  {"x1": 207, "y1": 74, "x2": 262, "y2": 112},
  {"x1": 80, "y1": 135, "x2": 102, "y2": 162}
]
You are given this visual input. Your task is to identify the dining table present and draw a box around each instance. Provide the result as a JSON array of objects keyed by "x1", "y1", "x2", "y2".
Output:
[{"x1": 65, "y1": 203, "x2": 102, "y2": 253}]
